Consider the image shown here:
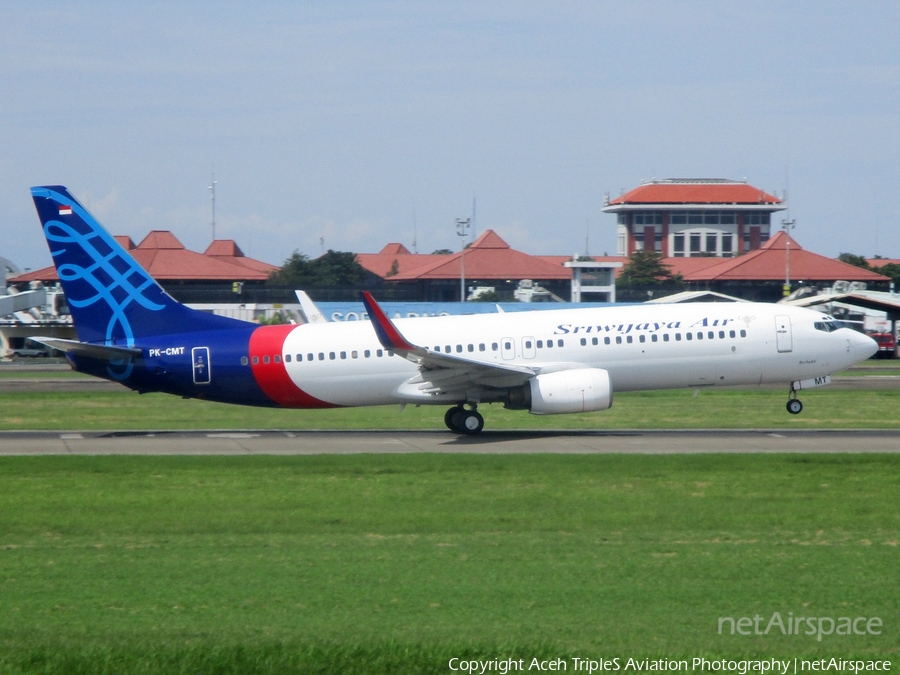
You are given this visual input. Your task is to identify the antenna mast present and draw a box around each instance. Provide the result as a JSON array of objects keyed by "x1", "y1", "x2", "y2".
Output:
[{"x1": 208, "y1": 173, "x2": 217, "y2": 242}]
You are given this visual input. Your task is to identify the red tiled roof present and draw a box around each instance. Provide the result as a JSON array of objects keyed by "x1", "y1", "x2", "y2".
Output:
[
  {"x1": 387, "y1": 230, "x2": 570, "y2": 281},
  {"x1": 137, "y1": 230, "x2": 185, "y2": 249},
  {"x1": 608, "y1": 180, "x2": 782, "y2": 206},
  {"x1": 356, "y1": 251, "x2": 447, "y2": 278},
  {"x1": 204, "y1": 239, "x2": 278, "y2": 275},
  {"x1": 378, "y1": 243, "x2": 412, "y2": 255},
  {"x1": 114, "y1": 235, "x2": 136, "y2": 250},
  {"x1": 867, "y1": 259, "x2": 900, "y2": 268},
  {"x1": 10, "y1": 231, "x2": 276, "y2": 284},
  {"x1": 679, "y1": 231, "x2": 890, "y2": 283},
  {"x1": 204, "y1": 240, "x2": 244, "y2": 257}
]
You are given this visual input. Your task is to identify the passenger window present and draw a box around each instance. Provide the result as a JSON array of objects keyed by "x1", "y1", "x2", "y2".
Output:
[
  {"x1": 377, "y1": 349, "x2": 383, "y2": 357},
  {"x1": 718, "y1": 331, "x2": 724, "y2": 339},
  {"x1": 626, "y1": 335, "x2": 633, "y2": 344},
  {"x1": 696, "y1": 332, "x2": 703, "y2": 340},
  {"x1": 547, "y1": 340, "x2": 553, "y2": 348},
  {"x1": 708, "y1": 332, "x2": 714, "y2": 339},
  {"x1": 740, "y1": 330, "x2": 746, "y2": 338},
  {"x1": 557, "y1": 340, "x2": 564, "y2": 347},
  {"x1": 456, "y1": 345, "x2": 463, "y2": 353},
  {"x1": 616, "y1": 336, "x2": 622, "y2": 344},
  {"x1": 263, "y1": 355, "x2": 270, "y2": 364},
  {"x1": 241, "y1": 356, "x2": 249, "y2": 366},
  {"x1": 274, "y1": 355, "x2": 281, "y2": 363},
  {"x1": 445, "y1": 345, "x2": 451, "y2": 353},
  {"x1": 340, "y1": 351, "x2": 346, "y2": 359},
  {"x1": 580, "y1": 338, "x2": 586, "y2": 346},
  {"x1": 364, "y1": 350, "x2": 371, "y2": 358},
  {"x1": 297, "y1": 354, "x2": 303, "y2": 362},
  {"x1": 675, "y1": 333, "x2": 682, "y2": 341},
  {"x1": 729, "y1": 331, "x2": 736, "y2": 338},
  {"x1": 663, "y1": 334, "x2": 669, "y2": 342},
  {"x1": 351, "y1": 351, "x2": 358, "y2": 359},
  {"x1": 604, "y1": 337, "x2": 611, "y2": 345},
  {"x1": 285, "y1": 354, "x2": 291, "y2": 363},
  {"x1": 639, "y1": 335, "x2": 645, "y2": 343},
  {"x1": 537, "y1": 340, "x2": 543, "y2": 348},
  {"x1": 479, "y1": 343, "x2": 486, "y2": 352},
  {"x1": 468, "y1": 344, "x2": 474, "y2": 352},
  {"x1": 308, "y1": 353, "x2": 314, "y2": 361},
  {"x1": 329, "y1": 352, "x2": 336, "y2": 360},
  {"x1": 318, "y1": 353, "x2": 325, "y2": 361},
  {"x1": 651, "y1": 334, "x2": 658, "y2": 343},
  {"x1": 387, "y1": 351, "x2": 394, "y2": 357},
  {"x1": 492, "y1": 343, "x2": 499, "y2": 351},
  {"x1": 592, "y1": 337, "x2": 598, "y2": 346},
  {"x1": 686, "y1": 333, "x2": 692, "y2": 341},
  {"x1": 504, "y1": 341, "x2": 512, "y2": 350}
]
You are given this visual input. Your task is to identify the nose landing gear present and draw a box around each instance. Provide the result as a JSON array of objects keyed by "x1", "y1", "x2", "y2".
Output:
[{"x1": 444, "y1": 404, "x2": 484, "y2": 435}]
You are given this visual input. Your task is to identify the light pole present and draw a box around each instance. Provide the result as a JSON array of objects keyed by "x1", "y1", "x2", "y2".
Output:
[
  {"x1": 456, "y1": 217, "x2": 471, "y2": 302},
  {"x1": 782, "y1": 217, "x2": 796, "y2": 297}
]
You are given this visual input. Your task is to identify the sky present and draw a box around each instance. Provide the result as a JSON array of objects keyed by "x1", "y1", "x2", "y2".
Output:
[{"x1": 3, "y1": 1, "x2": 900, "y2": 273}]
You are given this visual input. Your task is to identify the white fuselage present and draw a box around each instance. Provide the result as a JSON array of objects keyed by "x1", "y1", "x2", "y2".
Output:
[{"x1": 265, "y1": 303, "x2": 875, "y2": 407}]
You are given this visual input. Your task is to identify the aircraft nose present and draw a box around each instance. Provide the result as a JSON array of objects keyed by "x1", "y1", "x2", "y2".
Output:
[{"x1": 849, "y1": 331, "x2": 879, "y2": 361}]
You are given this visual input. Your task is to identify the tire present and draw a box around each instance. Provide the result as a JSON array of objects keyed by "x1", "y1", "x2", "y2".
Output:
[
  {"x1": 786, "y1": 399, "x2": 803, "y2": 415},
  {"x1": 459, "y1": 410, "x2": 484, "y2": 435},
  {"x1": 444, "y1": 406, "x2": 463, "y2": 431}
]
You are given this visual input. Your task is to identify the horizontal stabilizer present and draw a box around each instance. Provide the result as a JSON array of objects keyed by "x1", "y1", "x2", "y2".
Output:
[{"x1": 29, "y1": 337, "x2": 142, "y2": 361}]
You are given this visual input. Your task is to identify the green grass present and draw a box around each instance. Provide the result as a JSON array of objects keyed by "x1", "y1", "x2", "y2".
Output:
[
  {"x1": 0, "y1": 454, "x2": 897, "y2": 673},
  {"x1": 2, "y1": 387, "x2": 900, "y2": 431}
]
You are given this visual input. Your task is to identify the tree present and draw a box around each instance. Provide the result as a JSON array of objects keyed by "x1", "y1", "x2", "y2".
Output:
[
  {"x1": 470, "y1": 290, "x2": 503, "y2": 302},
  {"x1": 838, "y1": 253, "x2": 871, "y2": 270},
  {"x1": 875, "y1": 263, "x2": 900, "y2": 286},
  {"x1": 617, "y1": 250, "x2": 682, "y2": 286},
  {"x1": 431, "y1": 248, "x2": 453, "y2": 255},
  {"x1": 268, "y1": 250, "x2": 367, "y2": 287}
]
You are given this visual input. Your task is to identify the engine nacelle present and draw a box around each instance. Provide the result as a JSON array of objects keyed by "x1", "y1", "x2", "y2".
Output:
[{"x1": 507, "y1": 368, "x2": 613, "y2": 415}]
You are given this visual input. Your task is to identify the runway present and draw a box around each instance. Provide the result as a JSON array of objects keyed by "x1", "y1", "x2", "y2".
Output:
[{"x1": 1, "y1": 429, "x2": 899, "y2": 455}]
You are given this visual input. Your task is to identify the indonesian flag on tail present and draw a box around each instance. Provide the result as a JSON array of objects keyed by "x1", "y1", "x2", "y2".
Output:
[{"x1": 58, "y1": 205, "x2": 73, "y2": 216}]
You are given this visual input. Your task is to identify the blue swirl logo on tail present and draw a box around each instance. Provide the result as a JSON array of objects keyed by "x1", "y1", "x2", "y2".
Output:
[{"x1": 37, "y1": 188, "x2": 166, "y2": 380}]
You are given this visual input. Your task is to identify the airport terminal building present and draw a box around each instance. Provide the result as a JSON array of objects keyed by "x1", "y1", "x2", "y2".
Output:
[{"x1": 603, "y1": 178, "x2": 787, "y2": 258}]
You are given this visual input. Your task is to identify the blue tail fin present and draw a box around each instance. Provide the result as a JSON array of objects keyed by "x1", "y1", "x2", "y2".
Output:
[{"x1": 31, "y1": 185, "x2": 247, "y2": 346}]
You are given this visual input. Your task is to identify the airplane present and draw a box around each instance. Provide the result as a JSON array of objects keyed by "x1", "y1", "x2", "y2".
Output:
[{"x1": 28, "y1": 185, "x2": 878, "y2": 434}]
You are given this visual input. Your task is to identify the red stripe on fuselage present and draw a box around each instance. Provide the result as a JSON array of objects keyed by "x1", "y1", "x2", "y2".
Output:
[{"x1": 248, "y1": 324, "x2": 338, "y2": 408}]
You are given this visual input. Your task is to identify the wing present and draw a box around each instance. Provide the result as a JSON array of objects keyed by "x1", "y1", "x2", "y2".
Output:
[{"x1": 360, "y1": 292, "x2": 535, "y2": 398}]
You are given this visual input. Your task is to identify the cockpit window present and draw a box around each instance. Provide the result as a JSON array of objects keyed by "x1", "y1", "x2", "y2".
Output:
[{"x1": 814, "y1": 320, "x2": 843, "y2": 333}]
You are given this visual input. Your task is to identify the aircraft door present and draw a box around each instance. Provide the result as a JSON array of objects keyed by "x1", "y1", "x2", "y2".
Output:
[
  {"x1": 501, "y1": 337, "x2": 516, "y2": 360},
  {"x1": 192, "y1": 346, "x2": 211, "y2": 384},
  {"x1": 522, "y1": 336, "x2": 536, "y2": 359},
  {"x1": 775, "y1": 315, "x2": 793, "y2": 353}
]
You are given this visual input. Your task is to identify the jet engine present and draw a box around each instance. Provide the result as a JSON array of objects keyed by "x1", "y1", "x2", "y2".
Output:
[{"x1": 506, "y1": 368, "x2": 613, "y2": 414}]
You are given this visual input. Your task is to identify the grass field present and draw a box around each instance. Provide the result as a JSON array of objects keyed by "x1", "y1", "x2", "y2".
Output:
[
  {"x1": 0, "y1": 454, "x2": 897, "y2": 673},
  {"x1": 2, "y1": 386, "x2": 900, "y2": 431}
]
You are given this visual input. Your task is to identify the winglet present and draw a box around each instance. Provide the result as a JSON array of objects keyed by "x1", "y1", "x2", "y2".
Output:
[
  {"x1": 295, "y1": 290, "x2": 327, "y2": 324},
  {"x1": 360, "y1": 291, "x2": 417, "y2": 351}
]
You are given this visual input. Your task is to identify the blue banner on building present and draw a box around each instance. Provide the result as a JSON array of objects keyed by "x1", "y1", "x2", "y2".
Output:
[{"x1": 316, "y1": 302, "x2": 613, "y2": 322}]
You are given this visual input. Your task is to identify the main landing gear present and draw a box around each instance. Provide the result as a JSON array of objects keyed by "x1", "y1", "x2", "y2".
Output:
[
  {"x1": 444, "y1": 404, "x2": 484, "y2": 435},
  {"x1": 786, "y1": 389, "x2": 803, "y2": 415}
]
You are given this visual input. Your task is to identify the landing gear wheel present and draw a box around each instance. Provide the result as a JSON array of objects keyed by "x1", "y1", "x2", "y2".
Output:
[
  {"x1": 786, "y1": 399, "x2": 803, "y2": 415},
  {"x1": 444, "y1": 405, "x2": 464, "y2": 431},
  {"x1": 459, "y1": 410, "x2": 484, "y2": 435}
]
